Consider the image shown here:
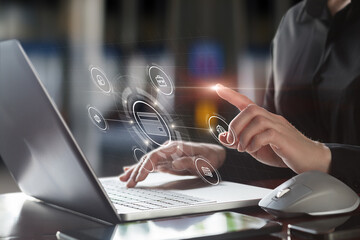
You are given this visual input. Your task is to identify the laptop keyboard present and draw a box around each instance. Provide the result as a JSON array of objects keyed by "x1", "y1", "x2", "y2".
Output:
[{"x1": 101, "y1": 179, "x2": 214, "y2": 211}]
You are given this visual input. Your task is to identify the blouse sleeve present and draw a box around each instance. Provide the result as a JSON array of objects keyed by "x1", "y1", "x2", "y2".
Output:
[
  {"x1": 326, "y1": 143, "x2": 360, "y2": 192},
  {"x1": 263, "y1": 42, "x2": 276, "y2": 113}
]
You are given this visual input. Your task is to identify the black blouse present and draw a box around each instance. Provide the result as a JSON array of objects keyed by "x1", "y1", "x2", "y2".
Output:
[
  {"x1": 220, "y1": 0, "x2": 360, "y2": 192},
  {"x1": 263, "y1": 0, "x2": 360, "y2": 191}
]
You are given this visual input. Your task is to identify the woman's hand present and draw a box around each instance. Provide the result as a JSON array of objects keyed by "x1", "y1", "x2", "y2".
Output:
[
  {"x1": 119, "y1": 141, "x2": 226, "y2": 188},
  {"x1": 215, "y1": 84, "x2": 331, "y2": 174}
]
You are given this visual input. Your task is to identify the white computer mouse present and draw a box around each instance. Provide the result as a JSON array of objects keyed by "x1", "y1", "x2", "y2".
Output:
[{"x1": 258, "y1": 171, "x2": 360, "y2": 217}]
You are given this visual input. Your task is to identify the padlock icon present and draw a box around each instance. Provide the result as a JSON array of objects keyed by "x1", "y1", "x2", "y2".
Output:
[
  {"x1": 96, "y1": 75, "x2": 105, "y2": 86},
  {"x1": 216, "y1": 125, "x2": 226, "y2": 135}
]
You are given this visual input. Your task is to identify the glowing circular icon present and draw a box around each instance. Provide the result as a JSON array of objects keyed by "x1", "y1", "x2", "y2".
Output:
[
  {"x1": 132, "y1": 100, "x2": 171, "y2": 147},
  {"x1": 208, "y1": 115, "x2": 236, "y2": 147},
  {"x1": 90, "y1": 66, "x2": 112, "y2": 93},
  {"x1": 121, "y1": 85, "x2": 188, "y2": 158},
  {"x1": 132, "y1": 147, "x2": 154, "y2": 172},
  {"x1": 195, "y1": 157, "x2": 220, "y2": 186},
  {"x1": 88, "y1": 106, "x2": 108, "y2": 131},
  {"x1": 148, "y1": 65, "x2": 174, "y2": 96}
]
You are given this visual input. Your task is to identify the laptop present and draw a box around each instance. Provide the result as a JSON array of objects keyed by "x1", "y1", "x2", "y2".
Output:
[{"x1": 0, "y1": 40, "x2": 272, "y2": 224}]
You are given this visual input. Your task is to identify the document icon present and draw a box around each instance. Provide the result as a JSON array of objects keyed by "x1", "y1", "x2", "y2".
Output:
[
  {"x1": 201, "y1": 166, "x2": 213, "y2": 178},
  {"x1": 136, "y1": 112, "x2": 167, "y2": 137}
]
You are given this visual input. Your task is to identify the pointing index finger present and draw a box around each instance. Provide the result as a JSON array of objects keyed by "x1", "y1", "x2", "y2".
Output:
[{"x1": 215, "y1": 84, "x2": 254, "y2": 110}]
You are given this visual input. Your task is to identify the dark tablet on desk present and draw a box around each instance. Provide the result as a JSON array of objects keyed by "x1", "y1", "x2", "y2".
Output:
[
  {"x1": 56, "y1": 212, "x2": 282, "y2": 240},
  {"x1": 289, "y1": 214, "x2": 360, "y2": 240}
]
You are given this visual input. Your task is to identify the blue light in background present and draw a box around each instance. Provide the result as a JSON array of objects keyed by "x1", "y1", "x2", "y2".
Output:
[{"x1": 188, "y1": 41, "x2": 224, "y2": 79}]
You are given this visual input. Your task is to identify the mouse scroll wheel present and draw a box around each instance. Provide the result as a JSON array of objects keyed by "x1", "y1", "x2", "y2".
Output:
[{"x1": 276, "y1": 188, "x2": 291, "y2": 198}]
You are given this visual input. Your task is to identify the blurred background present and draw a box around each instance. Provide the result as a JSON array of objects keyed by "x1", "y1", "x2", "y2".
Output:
[{"x1": 0, "y1": 0, "x2": 301, "y2": 193}]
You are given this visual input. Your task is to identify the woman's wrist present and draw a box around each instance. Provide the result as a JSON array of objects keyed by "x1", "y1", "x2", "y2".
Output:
[
  {"x1": 315, "y1": 142, "x2": 332, "y2": 173},
  {"x1": 297, "y1": 141, "x2": 331, "y2": 174}
]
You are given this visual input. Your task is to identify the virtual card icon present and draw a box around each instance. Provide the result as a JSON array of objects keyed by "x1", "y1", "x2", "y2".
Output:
[
  {"x1": 136, "y1": 112, "x2": 167, "y2": 137},
  {"x1": 201, "y1": 166, "x2": 213, "y2": 178},
  {"x1": 216, "y1": 125, "x2": 226, "y2": 135},
  {"x1": 96, "y1": 75, "x2": 106, "y2": 86},
  {"x1": 155, "y1": 75, "x2": 167, "y2": 87}
]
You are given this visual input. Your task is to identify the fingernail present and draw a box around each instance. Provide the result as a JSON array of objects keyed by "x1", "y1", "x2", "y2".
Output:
[
  {"x1": 126, "y1": 179, "x2": 135, "y2": 188},
  {"x1": 227, "y1": 132, "x2": 233, "y2": 143},
  {"x1": 238, "y1": 143, "x2": 244, "y2": 152},
  {"x1": 245, "y1": 146, "x2": 252, "y2": 152},
  {"x1": 216, "y1": 83, "x2": 224, "y2": 89},
  {"x1": 135, "y1": 169, "x2": 142, "y2": 182}
]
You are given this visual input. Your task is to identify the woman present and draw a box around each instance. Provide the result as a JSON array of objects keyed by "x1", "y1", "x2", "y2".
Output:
[{"x1": 120, "y1": 0, "x2": 360, "y2": 191}]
